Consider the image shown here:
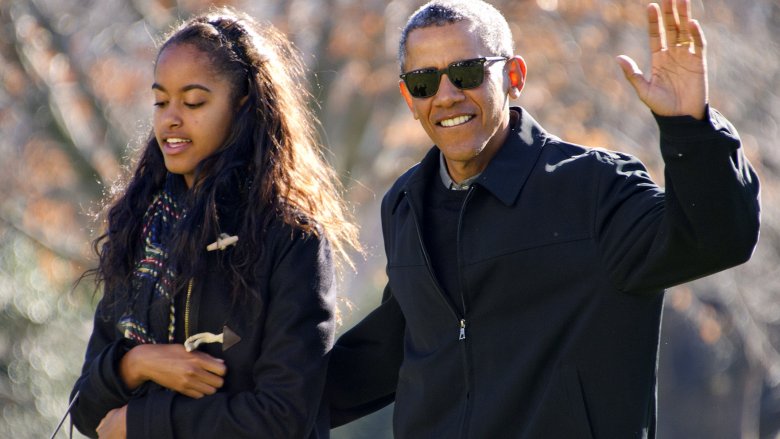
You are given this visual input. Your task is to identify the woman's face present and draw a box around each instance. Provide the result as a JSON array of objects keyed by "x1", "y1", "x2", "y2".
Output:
[{"x1": 153, "y1": 43, "x2": 238, "y2": 188}]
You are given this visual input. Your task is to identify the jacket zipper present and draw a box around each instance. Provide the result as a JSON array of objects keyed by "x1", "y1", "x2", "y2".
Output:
[
  {"x1": 404, "y1": 191, "x2": 463, "y2": 335},
  {"x1": 456, "y1": 187, "x2": 475, "y2": 336},
  {"x1": 456, "y1": 186, "x2": 475, "y2": 438},
  {"x1": 405, "y1": 188, "x2": 475, "y2": 438}
]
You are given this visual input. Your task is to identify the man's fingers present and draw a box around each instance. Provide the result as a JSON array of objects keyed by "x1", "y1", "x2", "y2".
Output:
[
  {"x1": 662, "y1": 0, "x2": 680, "y2": 46},
  {"x1": 676, "y1": 0, "x2": 692, "y2": 43},
  {"x1": 616, "y1": 55, "x2": 635, "y2": 75},
  {"x1": 616, "y1": 55, "x2": 651, "y2": 102},
  {"x1": 647, "y1": 3, "x2": 663, "y2": 52},
  {"x1": 690, "y1": 19, "x2": 706, "y2": 52}
]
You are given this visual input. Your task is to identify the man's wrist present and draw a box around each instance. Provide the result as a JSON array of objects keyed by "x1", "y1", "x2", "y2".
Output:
[{"x1": 653, "y1": 104, "x2": 714, "y2": 139}]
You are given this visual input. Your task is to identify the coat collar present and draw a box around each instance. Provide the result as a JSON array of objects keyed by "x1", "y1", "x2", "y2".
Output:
[{"x1": 392, "y1": 107, "x2": 549, "y2": 212}]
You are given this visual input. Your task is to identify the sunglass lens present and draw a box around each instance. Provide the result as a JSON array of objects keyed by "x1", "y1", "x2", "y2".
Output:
[
  {"x1": 450, "y1": 61, "x2": 484, "y2": 89},
  {"x1": 406, "y1": 72, "x2": 439, "y2": 98},
  {"x1": 403, "y1": 58, "x2": 490, "y2": 98}
]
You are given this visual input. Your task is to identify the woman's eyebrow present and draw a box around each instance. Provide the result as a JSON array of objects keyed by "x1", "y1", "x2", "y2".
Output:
[{"x1": 151, "y1": 83, "x2": 212, "y2": 93}]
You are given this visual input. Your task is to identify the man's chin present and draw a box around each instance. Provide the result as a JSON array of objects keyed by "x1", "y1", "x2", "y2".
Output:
[{"x1": 439, "y1": 145, "x2": 485, "y2": 162}]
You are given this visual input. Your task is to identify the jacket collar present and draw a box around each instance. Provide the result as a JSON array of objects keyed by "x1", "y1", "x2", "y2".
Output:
[{"x1": 392, "y1": 107, "x2": 548, "y2": 212}]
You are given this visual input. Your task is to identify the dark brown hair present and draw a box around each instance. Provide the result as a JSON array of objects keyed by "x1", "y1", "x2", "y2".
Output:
[{"x1": 91, "y1": 7, "x2": 360, "y2": 304}]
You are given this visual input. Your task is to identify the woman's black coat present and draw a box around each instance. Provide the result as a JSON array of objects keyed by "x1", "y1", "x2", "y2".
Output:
[{"x1": 71, "y1": 218, "x2": 336, "y2": 439}]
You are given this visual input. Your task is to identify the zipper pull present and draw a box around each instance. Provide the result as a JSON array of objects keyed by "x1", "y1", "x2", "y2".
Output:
[{"x1": 459, "y1": 319, "x2": 466, "y2": 340}]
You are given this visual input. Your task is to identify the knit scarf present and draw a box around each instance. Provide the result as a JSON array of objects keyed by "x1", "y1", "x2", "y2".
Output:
[{"x1": 117, "y1": 176, "x2": 186, "y2": 344}]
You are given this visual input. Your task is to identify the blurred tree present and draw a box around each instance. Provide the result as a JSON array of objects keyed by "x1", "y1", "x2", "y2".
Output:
[{"x1": 0, "y1": 0, "x2": 777, "y2": 437}]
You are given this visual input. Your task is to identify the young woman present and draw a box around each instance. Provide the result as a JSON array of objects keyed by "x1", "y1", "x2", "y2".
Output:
[{"x1": 69, "y1": 8, "x2": 359, "y2": 439}]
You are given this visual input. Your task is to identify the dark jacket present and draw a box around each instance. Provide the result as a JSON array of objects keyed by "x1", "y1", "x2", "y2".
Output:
[
  {"x1": 329, "y1": 107, "x2": 760, "y2": 438},
  {"x1": 71, "y1": 218, "x2": 336, "y2": 439}
]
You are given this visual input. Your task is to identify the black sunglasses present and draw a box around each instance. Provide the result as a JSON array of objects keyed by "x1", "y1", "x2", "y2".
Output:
[{"x1": 400, "y1": 56, "x2": 509, "y2": 99}]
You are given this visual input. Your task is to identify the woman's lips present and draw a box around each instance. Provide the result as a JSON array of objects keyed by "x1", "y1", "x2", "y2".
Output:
[{"x1": 162, "y1": 137, "x2": 192, "y2": 154}]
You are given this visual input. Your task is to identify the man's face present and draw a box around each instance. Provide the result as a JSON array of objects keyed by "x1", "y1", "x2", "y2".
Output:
[{"x1": 400, "y1": 20, "x2": 518, "y2": 177}]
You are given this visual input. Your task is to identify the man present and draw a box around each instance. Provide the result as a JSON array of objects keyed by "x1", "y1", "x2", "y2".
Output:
[{"x1": 328, "y1": 0, "x2": 761, "y2": 437}]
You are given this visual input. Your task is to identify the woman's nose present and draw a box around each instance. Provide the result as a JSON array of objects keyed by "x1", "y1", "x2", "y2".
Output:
[{"x1": 162, "y1": 105, "x2": 182, "y2": 128}]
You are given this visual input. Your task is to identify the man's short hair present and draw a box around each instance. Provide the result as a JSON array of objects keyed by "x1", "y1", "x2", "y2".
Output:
[{"x1": 398, "y1": 0, "x2": 514, "y2": 72}]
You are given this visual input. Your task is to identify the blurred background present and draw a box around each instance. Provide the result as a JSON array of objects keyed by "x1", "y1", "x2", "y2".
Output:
[{"x1": 0, "y1": 0, "x2": 778, "y2": 437}]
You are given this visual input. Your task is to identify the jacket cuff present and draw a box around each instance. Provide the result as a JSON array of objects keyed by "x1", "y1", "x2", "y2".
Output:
[
  {"x1": 654, "y1": 105, "x2": 741, "y2": 159},
  {"x1": 654, "y1": 105, "x2": 736, "y2": 138},
  {"x1": 126, "y1": 390, "x2": 175, "y2": 439},
  {"x1": 85, "y1": 338, "x2": 135, "y2": 403}
]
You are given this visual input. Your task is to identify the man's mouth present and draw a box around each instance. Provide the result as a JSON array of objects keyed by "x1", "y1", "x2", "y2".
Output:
[{"x1": 439, "y1": 115, "x2": 474, "y2": 127}]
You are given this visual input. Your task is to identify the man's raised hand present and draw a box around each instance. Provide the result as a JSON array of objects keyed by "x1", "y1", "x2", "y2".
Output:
[{"x1": 617, "y1": 0, "x2": 708, "y2": 119}]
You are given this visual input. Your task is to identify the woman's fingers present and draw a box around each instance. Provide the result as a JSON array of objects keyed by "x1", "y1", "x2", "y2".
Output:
[
  {"x1": 192, "y1": 351, "x2": 227, "y2": 377},
  {"x1": 125, "y1": 344, "x2": 228, "y2": 395},
  {"x1": 183, "y1": 359, "x2": 225, "y2": 389},
  {"x1": 181, "y1": 377, "x2": 220, "y2": 399}
]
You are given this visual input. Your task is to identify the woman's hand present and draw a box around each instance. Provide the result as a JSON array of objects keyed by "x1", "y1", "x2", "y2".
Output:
[
  {"x1": 120, "y1": 344, "x2": 227, "y2": 398},
  {"x1": 96, "y1": 405, "x2": 126, "y2": 439}
]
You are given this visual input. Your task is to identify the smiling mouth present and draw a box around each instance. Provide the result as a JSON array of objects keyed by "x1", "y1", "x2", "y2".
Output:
[
  {"x1": 161, "y1": 137, "x2": 192, "y2": 155},
  {"x1": 439, "y1": 115, "x2": 474, "y2": 127},
  {"x1": 165, "y1": 137, "x2": 192, "y2": 145}
]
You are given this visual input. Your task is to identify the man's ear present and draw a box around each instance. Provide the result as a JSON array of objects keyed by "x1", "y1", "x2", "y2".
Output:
[
  {"x1": 399, "y1": 80, "x2": 420, "y2": 120},
  {"x1": 507, "y1": 55, "x2": 527, "y2": 99}
]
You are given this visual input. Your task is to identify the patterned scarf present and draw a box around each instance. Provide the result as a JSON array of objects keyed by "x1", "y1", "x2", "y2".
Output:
[{"x1": 117, "y1": 176, "x2": 186, "y2": 344}]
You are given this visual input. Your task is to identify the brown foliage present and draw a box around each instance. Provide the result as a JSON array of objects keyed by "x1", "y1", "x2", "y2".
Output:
[{"x1": 0, "y1": 0, "x2": 778, "y2": 437}]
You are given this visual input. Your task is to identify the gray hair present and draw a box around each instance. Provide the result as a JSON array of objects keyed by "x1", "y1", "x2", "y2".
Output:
[{"x1": 398, "y1": 0, "x2": 514, "y2": 71}]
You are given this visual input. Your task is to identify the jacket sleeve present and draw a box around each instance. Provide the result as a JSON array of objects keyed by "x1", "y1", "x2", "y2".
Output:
[
  {"x1": 326, "y1": 186, "x2": 406, "y2": 427},
  {"x1": 69, "y1": 299, "x2": 136, "y2": 438},
  {"x1": 124, "y1": 230, "x2": 337, "y2": 439},
  {"x1": 596, "y1": 106, "x2": 761, "y2": 293},
  {"x1": 327, "y1": 284, "x2": 405, "y2": 427}
]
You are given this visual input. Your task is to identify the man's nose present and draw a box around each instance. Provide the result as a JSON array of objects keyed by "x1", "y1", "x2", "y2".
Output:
[{"x1": 433, "y1": 73, "x2": 465, "y2": 106}]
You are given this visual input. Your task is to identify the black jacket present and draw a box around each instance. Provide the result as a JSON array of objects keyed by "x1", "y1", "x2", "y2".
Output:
[
  {"x1": 71, "y1": 218, "x2": 336, "y2": 439},
  {"x1": 329, "y1": 107, "x2": 760, "y2": 438}
]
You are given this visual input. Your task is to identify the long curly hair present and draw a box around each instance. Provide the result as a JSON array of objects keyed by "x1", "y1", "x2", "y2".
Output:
[{"x1": 91, "y1": 7, "x2": 360, "y2": 305}]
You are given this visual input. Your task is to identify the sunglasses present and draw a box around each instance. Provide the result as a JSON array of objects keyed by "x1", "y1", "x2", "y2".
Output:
[{"x1": 400, "y1": 56, "x2": 509, "y2": 99}]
